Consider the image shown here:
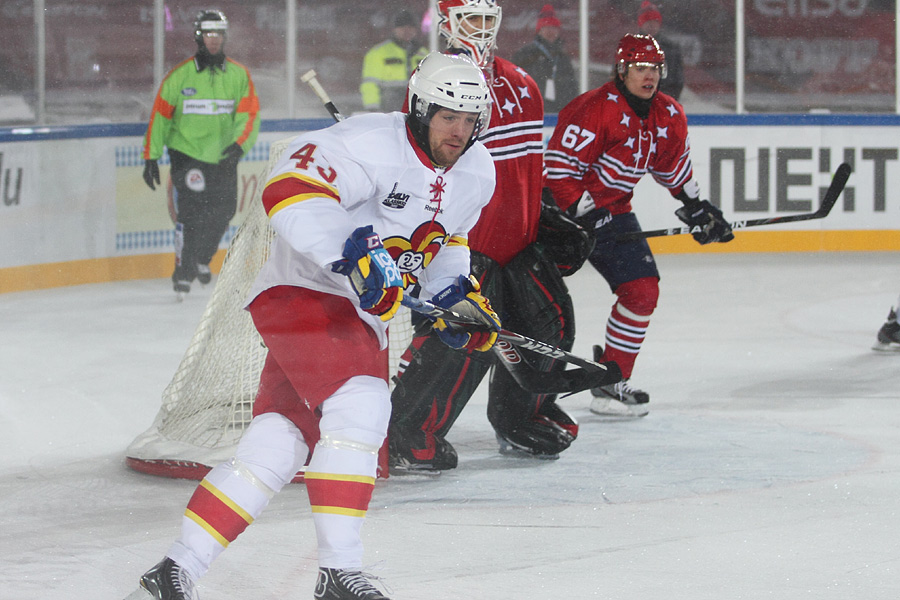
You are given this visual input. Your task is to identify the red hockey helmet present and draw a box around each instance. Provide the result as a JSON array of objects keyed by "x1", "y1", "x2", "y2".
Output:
[{"x1": 616, "y1": 33, "x2": 667, "y2": 79}]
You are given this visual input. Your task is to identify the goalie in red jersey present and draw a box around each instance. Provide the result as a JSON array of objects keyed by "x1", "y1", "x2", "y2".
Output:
[
  {"x1": 389, "y1": 0, "x2": 610, "y2": 474},
  {"x1": 545, "y1": 33, "x2": 734, "y2": 417}
]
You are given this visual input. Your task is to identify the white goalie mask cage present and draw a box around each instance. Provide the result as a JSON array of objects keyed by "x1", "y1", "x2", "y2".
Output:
[{"x1": 438, "y1": 0, "x2": 502, "y2": 67}]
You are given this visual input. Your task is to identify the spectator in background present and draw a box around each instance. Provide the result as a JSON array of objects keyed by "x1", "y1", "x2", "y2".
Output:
[
  {"x1": 511, "y1": 4, "x2": 579, "y2": 114},
  {"x1": 142, "y1": 9, "x2": 260, "y2": 299},
  {"x1": 360, "y1": 9, "x2": 428, "y2": 112},
  {"x1": 637, "y1": 1, "x2": 684, "y2": 100}
]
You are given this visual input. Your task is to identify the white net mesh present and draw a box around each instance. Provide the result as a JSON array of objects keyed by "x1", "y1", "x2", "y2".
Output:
[{"x1": 126, "y1": 137, "x2": 412, "y2": 478}]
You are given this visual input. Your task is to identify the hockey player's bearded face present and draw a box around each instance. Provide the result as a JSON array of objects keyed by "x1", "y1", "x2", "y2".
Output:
[
  {"x1": 623, "y1": 64, "x2": 661, "y2": 100},
  {"x1": 428, "y1": 108, "x2": 479, "y2": 167}
]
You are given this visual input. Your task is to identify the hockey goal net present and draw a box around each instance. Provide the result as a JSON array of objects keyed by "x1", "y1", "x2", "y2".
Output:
[{"x1": 125, "y1": 137, "x2": 412, "y2": 482}]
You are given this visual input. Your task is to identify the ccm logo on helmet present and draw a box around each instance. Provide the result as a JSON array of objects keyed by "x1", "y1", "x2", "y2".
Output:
[{"x1": 460, "y1": 94, "x2": 483, "y2": 100}]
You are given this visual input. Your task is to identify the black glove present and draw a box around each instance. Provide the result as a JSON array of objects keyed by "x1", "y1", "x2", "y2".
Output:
[
  {"x1": 142, "y1": 159, "x2": 160, "y2": 190},
  {"x1": 220, "y1": 142, "x2": 244, "y2": 166},
  {"x1": 537, "y1": 190, "x2": 596, "y2": 277},
  {"x1": 675, "y1": 199, "x2": 735, "y2": 245}
]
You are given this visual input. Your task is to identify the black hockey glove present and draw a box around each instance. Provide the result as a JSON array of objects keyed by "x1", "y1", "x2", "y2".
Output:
[
  {"x1": 675, "y1": 199, "x2": 735, "y2": 245},
  {"x1": 220, "y1": 142, "x2": 244, "y2": 167},
  {"x1": 536, "y1": 188, "x2": 595, "y2": 277},
  {"x1": 142, "y1": 159, "x2": 160, "y2": 191}
]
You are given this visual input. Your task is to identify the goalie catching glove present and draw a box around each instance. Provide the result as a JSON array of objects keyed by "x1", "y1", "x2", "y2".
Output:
[
  {"x1": 675, "y1": 199, "x2": 735, "y2": 245},
  {"x1": 431, "y1": 275, "x2": 501, "y2": 352},
  {"x1": 536, "y1": 188, "x2": 595, "y2": 277},
  {"x1": 331, "y1": 225, "x2": 404, "y2": 321}
]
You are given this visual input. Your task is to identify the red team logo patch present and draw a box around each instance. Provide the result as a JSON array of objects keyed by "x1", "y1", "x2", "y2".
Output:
[{"x1": 383, "y1": 222, "x2": 448, "y2": 288}]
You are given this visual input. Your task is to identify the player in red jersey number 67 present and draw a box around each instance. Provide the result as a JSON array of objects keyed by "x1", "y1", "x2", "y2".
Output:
[{"x1": 545, "y1": 33, "x2": 733, "y2": 416}]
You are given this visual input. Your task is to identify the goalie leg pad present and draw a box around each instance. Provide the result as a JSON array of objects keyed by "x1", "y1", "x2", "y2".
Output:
[
  {"x1": 487, "y1": 244, "x2": 578, "y2": 455},
  {"x1": 390, "y1": 333, "x2": 492, "y2": 466}
]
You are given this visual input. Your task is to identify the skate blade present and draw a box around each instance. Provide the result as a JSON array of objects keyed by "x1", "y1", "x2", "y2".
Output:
[
  {"x1": 389, "y1": 465, "x2": 443, "y2": 477},
  {"x1": 495, "y1": 435, "x2": 560, "y2": 460},
  {"x1": 497, "y1": 445, "x2": 560, "y2": 460},
  {"x1": 872, "y1": 341, "x2": 900, "y2": 352},
  {"x1": 175, "y1": 291, "x2": 186, "y2": 302},
  {"x1": 123, "y1": 587, "x2": 152, "y2": 600},
  {"x1": 589, "y1": 397, "x2": 649, "y2": 418}
]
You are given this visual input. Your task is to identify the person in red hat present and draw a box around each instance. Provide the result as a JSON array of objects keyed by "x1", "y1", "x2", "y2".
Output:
[
  {"x1": 637, "y1": 1, "x2": 684, "y2": 100},
  {"x1": 511, "y1": 3, "x2": 579, "y2": 113}
]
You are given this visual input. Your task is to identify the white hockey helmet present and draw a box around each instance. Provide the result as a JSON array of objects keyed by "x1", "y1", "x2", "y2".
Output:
[
  {"x1": 437, "y1": 0, "x2": 502, "y2": 67},
  {"x1": 194, "y1": 10, "x2": 228, "y2": 44},
  {"x1": 406, "y1": 52, "x2": 492, "y2": 161}
]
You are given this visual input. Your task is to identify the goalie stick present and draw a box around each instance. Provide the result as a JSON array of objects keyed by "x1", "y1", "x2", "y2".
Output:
[
  {"x1": 309, "y1": 74, "x2": 620, "y2": 393},
  {"x1": 617, "y1": 162, "x2": 852, "y2": 241}
]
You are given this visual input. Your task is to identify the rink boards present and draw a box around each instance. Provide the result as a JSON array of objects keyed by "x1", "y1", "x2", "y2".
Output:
[{"x1": 2, "y1": 114, "x2": 900, "y2": 293}]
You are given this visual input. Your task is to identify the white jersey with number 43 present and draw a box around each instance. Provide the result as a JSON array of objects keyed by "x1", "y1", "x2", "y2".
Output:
[{"x1": 246, "y1": 111, "x2": 496, "y2": 347}]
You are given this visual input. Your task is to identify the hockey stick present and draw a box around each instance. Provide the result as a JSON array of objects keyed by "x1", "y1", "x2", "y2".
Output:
[
  {"x1": 400, "y1": 294, "x2": 619, "y2": 379},
  {"x1": 617, "y1": 162, "x2": 852, "y2": 241},
  {"x1": 301, "y1": 69, "x2": 345, "y2": 122}
]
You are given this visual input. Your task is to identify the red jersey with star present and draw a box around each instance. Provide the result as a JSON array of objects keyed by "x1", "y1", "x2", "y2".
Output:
[
  {"x1": 544, "y1": 80, "x2": 696, "y2": 216},
  {"x1": 467, "y1": 56, "x2": 546, "y2": 266}
]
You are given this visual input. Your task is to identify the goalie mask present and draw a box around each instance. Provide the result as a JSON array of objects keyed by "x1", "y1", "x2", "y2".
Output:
[
  {"x1": 437, "y1": 0, "x2": 502, "y2": 68},
  {"x1": 194, "y1": 10, "x2": 228, "y2": 51},
  {"x1": 406, "y1": 52, "x2": 492, "y2": 165},
  {"x1": 615, "y1": 33, "x2": 667, "y2": 79}
]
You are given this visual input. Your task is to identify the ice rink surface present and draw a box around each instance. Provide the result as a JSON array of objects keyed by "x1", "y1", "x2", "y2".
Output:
[{"x1": 1, "y1": 251, "x2": 898, "y2": 599}]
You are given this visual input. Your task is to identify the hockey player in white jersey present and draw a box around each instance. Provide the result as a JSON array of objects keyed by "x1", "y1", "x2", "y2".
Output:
[{"x1": 123, "y1": 52, "x2": 501, "y2": 600}]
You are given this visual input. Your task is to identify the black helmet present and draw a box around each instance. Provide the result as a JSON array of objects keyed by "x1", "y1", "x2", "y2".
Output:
[{"x1": 193, "y1": 10, "x2": 228, "y2": 45}]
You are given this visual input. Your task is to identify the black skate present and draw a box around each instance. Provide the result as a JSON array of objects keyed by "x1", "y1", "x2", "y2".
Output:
[
  {"x1": 125, "y1": 557, "x2": 197, "y2": 600},
  {"x1": 590, "y1": 379, "x2": 650, "y2": 417},
  {"x1": 873, "y1": 308, "x2": 900, "y2": 352},
  {"x1": 494, "y1": 401, "x2": 578, "y2": 459},
  {"x1": 388, "y1": 428, "x2": 457, "y2": 475},
  {"x1": 196, "y1": 264, "x2": 212, "y2": 285},
  {"x1": 314, "y1": 568, "x2": 391, "y2": 600},
  {"x1": 171, "y1": 272, "x2": 191, "y2": 301}
]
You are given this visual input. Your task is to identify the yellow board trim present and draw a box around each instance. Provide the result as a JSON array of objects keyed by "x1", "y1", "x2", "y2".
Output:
[
  {"x1": 3, "y1": 230, "x2": 900, "y2": 295},
  {"x1": 0, "y1": 250, "x2": 225, "y2": 294}
]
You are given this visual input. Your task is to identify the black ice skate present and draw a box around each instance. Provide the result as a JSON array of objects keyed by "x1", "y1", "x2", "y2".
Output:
[
  {"x1": 314, "y1": 568, "x2": 391, "y2": 600},
  {"x1": 125, "y1": 557, "x2": 197, "y2": 600},
  {"x1": 171, "y1": 270, "x2": 191, "y2": 301},
  {"x1": 590, "y1": 379, "x2": 650, "y2": 417},
  {"x1": 388, "y1": 428, "x2": 457, "y2": 475},
  {"x1": 196, "y1": 264, "x2": 212, "y2": 285},
  {"x1": 873, "y1": 308, "x2": 900, "y2": 352},
  {"x1": 494, "y1": 401, "x2": 578, "y2": 460}
]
